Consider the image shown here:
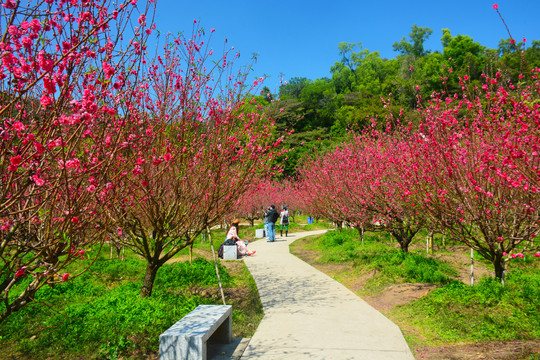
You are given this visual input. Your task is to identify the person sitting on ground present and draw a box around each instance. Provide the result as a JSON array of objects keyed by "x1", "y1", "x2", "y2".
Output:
[{"x1": 226, "y1": 219, "x2": 255, "y2": 256}]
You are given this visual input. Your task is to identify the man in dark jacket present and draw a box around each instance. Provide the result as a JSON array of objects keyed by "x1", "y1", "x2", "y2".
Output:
[{"x1": 264, "y1": 205, "x2": 278, "y2": 242}]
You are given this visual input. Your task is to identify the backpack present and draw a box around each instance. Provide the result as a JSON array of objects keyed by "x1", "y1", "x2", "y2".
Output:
[
  {"x1": 282, "y1": 213, "x2": 289, "y2": 224},
  {"x1": 271, "y1": 210, "x2": 279, "y2": 223},
  {"x1": 218, "y1": 243, "x2": 224, "y2": 259}
]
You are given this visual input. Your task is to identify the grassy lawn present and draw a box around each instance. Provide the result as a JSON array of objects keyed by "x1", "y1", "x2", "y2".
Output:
[{"x1": 0, "y1": 225, "x2": 263, "y2": 360}]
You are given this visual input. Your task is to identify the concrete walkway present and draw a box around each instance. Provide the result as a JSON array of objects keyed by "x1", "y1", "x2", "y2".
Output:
[{"x1": 240, "y1": 230, "x2": 415, "y2": 360}]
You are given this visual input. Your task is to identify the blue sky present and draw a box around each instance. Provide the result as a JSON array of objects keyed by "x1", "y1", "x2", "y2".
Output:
[{"x1": 153, "y1": 0, "x2": 540, "y2": 94}]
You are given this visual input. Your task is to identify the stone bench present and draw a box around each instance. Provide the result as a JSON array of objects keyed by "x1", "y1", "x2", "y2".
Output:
[
  {"x1": 159, "y1": 305, "x2": 232, "y2": 360},
  {"x1": 255, "y1": 228, "x2": 265, "y2": 238},
  {"x1": 222, "y1": 245, "x2": 238, "y2": 260}
]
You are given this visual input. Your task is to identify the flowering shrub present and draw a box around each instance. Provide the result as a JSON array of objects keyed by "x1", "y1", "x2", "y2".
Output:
[
  {"x1": 299, "y1": 63, "x2": 539, "y2": 276},
  {"x1": 407, "y1": 69, "x2": 540, "y2": 278},
  {"x1": 235, "y1": 178, "x2": 299, "y2": 225},
  {"x1": 299, "y1": 130, "x2": 427, "y2": 251}
]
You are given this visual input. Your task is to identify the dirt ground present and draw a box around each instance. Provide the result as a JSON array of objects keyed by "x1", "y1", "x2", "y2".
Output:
[{"x1": 291, "y1": 241, "x2": 540, "y2": 360}]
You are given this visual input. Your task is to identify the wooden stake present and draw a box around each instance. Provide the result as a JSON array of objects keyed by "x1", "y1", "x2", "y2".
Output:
[{"x1": 470, "y1": 248, "x2": 474, "y2": 286}]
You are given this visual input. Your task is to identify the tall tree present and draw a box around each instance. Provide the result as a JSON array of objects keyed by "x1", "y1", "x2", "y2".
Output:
[
  {"x1": 441, "y1": 29, "x2": 485, "y2": 78},
  {"x1": 109, "y1": 26, "x2": 283, "y2": 297},
  {"x1": 0, "y1": 0, "x2": 154, "y2": 323},
  {"x1": 278, "y1": 77, "x2": 310, "y2": 100},
  {"x1": 393, "y1": 24, "x2": 433, "y2": 57}
]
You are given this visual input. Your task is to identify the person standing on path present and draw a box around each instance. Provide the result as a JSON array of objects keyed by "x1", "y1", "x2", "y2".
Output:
[
  {"x1": 264, "y1": 205, "x2": 278, "y2": 242},
  {"x1": 279, "y1": 206, "x2": 290, "y2": 237}
]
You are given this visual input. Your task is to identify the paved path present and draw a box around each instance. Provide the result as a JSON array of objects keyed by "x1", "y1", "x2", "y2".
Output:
[{"x1": 241, "y1": 230, "x2": 415, "y2": 360}]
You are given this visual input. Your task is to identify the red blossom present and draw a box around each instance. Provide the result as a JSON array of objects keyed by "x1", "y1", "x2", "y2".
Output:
[
  {"x1": 15, "y1": 268, "x2": 26, "y2": 277},
  {"x1": 10, "y1": 155, "x2": 21, "y2": 166},
  {"x1": 2, "y1": 0, "x2": 15, "y2": 9},
  {"x1": 32, "y1": 175, "x2": 45, "y2": 187},
  {"x1": 40, "y1": 96, "x2": 53, "y2": 107}
]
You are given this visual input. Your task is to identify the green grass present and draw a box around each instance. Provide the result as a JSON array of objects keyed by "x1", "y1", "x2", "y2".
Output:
[
  {"x1": 310, "y1": 229, "x2": 457, "y2": 287},
  {"x1": 4, "y1": 220, "x2": 538, "y2": 358},
  {"x1": 394, "y1": 268, "x2": 540, "y2": 345},
  {"x1": 0, "y1": 246, "x2": 261, "y2": 359}
]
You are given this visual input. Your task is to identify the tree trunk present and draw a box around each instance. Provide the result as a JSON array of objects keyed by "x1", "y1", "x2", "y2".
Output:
[
  {"x1": 392, "y1": 230, "x2": 411, "y2": 252},
  {"x1": 0, "y1": 282, "x2": 38, "y2": 325},
  {"x1": 399, "y1": 240, "x2": 410, "y2": 253},
  {"x1": 356, "y1": 226, "x2": 364, "y2": 244},
  {"x1": 493, "y1": 256, "x2": 505, "y2": 280},
  {"x1": 140, "y1": 262, "x2": 160, "y2": 298}
]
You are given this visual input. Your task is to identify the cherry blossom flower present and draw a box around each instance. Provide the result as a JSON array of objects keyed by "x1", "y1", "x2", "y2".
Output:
[
  {"x1": 32, "y1": 175, "x2": 45, "y2": 186},
  {"x1": 15, "y1": 267, "x2": 26, "y2": 277}
]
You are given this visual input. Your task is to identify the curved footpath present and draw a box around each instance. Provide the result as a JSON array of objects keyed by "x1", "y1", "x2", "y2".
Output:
[{"x1": 240, "y1": 230, "x2": 415, "y2": 360}]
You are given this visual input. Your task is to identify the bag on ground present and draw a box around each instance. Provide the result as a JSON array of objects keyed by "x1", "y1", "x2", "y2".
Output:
[{"x1": 218, "y1": 243, "x2": 225, "y2": 258}]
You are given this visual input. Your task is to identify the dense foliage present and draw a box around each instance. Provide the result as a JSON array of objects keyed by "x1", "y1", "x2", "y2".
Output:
[{"x1": 268, "y1": 24, "x2": 540, "y2": 176}]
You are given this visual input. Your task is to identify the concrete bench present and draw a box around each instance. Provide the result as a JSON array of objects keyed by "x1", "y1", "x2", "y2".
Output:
[
  {"x1": 159, "y1": 305, "x2": 232, "y2": 360},
  {"x1": 255, "y1": 228, "x2": 265, "y2": 238},
  {"x1": 222, "y1": 245, "x2": 238, "y2": 260}
]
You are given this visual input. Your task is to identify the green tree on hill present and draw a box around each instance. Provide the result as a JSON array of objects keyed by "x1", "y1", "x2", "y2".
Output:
[{"x1": 393, "y1": 24, "x2": 433, "y2": 57}]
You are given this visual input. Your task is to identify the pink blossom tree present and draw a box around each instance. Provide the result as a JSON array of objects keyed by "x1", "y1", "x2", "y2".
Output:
[
  {"x1": 0, "y1": 0, "x2": 155, "y2": 322},
  {"x1": 407, "y1": 70, "x2": 540, "y2": 278},
  {"x1": 299, "y1": 129, "x2": 426, "y2": 251},
  {"x1": 108, "y1": 24, "x2": 283, "y2": 297},
  {"x1": 235, "y1": 180, "x2": 276, "y2": 226},
  {"x1": 235, "y1": 178, "x2": 301, "y2": 225}
]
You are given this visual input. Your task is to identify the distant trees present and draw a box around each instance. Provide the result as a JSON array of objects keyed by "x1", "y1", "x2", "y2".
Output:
[{"x1": 272, "y1": 24, "x2": 540, "y2": 176}]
